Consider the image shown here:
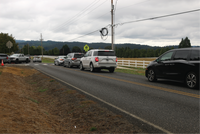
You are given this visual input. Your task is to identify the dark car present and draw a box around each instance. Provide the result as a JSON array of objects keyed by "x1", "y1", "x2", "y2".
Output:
[
  {"x1": 64, "y1": 53, "x2": 84, "y2": 68},
  {"x1": 145, "y1": 47, "x2": 200, "y2": 89},
  {"x1": 0, "y1": 53, "x2": 10, "y2": 64}
]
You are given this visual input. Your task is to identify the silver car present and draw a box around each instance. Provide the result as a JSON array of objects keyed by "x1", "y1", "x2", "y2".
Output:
[
  {"x1": 54, "y1": 56, "x2": 66, "y2": 66},
  {"x1": 33, "y1": 56, "x2": 42, "y2": 63},
  {"x1": 79, "y1": 49, "x2": 117, "y2": 73},
  {"x1": 63, "y1": 53, "x2": 84, "y2": 68}
]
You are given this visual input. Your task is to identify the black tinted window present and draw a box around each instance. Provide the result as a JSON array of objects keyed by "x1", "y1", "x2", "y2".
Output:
[
  {"x1": 0, "y1": 55, "x2": 7, "y2": 57},
  {"x1": 190, "y1": 50, "x2": 200, "y2": 61},
  {"x1": 97, "y1": 51, "x2": 115, "y2": 56},
  {"x1": 173, "y1": 50, "x2": 189, "y2": 60},
  {"x1": 159, "y1": 51, "x2": 174, "y2": 61},
  {"x1": 74, "y1": 54, "x2": 84, "y2": 58}
]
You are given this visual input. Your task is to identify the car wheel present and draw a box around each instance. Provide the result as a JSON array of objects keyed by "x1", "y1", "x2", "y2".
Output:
[
  {"x1": 63, "y1": 62, "x2": 66, "y2": 67},
  {"x1": 147, "y1": 68, "x2": 157, "y2": 82},
  {"x1": 68, "y1": 62, "x2": 71, "y2": 68},
  {"x1": 186, "y1": 72, "x2": 198, "y2": 89},
  {"x1": 90, "y1": 63, "x2": 95, "y2": 72},
  {"x1": 80, "y1": 62, "x2": 84, "y2": 70},
  {"x1": 109, "y1": 67, "x2": 115, "y2": 73},
  {"x1": 54, "y1": 61, "x2": 56, "y2": 65},
  {"x1": 26, "y1": 59, "x2": 29, "y2": 63},
  {"x1": 16, "y1": 59, "x2": 19, "y2": 64}
]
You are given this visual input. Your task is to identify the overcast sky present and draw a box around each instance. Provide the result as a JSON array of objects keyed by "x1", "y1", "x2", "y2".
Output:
[{"x1": 0, "y1": 0, "x2": 199, "y2": 46}]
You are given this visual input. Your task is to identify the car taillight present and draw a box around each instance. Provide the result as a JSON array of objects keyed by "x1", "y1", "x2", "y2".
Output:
[
  {"x1": 6, "y1": 57, "x2": 8, "y2": 59},
  {"x1": 60, "y1": 59, "x2": 64, "y2": 61},
  {"x1": 95, "y1": 57, "x2": 99, "y2": 62},
  {"x1": 116, "y1": 57, "x2": 117, "y2": 62},
  {"x1": 72, "y1": 58, "x2": 77, "y2": 61}
]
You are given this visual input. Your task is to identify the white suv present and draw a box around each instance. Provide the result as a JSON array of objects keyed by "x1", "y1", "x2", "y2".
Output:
[{"x1": 79, "y1": 49, "x2": 117, "y2": 73}]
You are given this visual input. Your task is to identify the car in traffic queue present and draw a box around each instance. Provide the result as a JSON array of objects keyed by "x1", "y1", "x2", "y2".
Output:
[
  {"x1": 145, "y1": 47, "x2": 200, "y2": 89},
  {"x1": 33, "y1": 56, "x2": 42, "y2": 63},
  {"x1": 0, "y1": 53, "x2": 10, "y2": 64},
  {"x1": 63, "y1": 53, "x2": 84, "y2": 68},
  {"x1": 54, "y1": 56, "x2": 66, "y2": 66},
  {"x1": 79, "y1": 49, "x2": 117, "y2": 73},
  {"x1": 9, "y1": 54, "x2": 30, "y2": 63}
]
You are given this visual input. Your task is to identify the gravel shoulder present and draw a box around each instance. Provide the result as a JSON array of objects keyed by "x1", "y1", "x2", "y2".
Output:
[{"x1": 0, "y1": 65, "x2": 146, "y2": 133}]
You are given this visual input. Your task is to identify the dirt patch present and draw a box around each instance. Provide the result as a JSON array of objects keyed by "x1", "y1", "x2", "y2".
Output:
[{"x1": 0, "y1": 65, "x2": 146, "y2": 133}]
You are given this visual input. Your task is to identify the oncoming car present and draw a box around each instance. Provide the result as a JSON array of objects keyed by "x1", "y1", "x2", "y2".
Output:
[
  {"x1": 79, "y1": 49, "x2": 117, "y2": 73},
  {"x1": 145, "y1": 47, "x2": 200, "y2": 89},
  {"x1": 54, "y1": 56, "x2": 66, "y2": 66},
  {"x1": 33, "y1": 56, "x2": 42, "y2": 63}
]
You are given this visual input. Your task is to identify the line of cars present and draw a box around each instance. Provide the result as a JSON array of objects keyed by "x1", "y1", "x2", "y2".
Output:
[
  {"x1": 0, "y1": 53, "x2": 31, "y2": 64},
  {"x1": 54, "y1": 49, "x2": 118, "y2": 73}
]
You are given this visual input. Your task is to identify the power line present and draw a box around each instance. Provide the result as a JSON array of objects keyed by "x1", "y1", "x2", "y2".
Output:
[
  {"x1": 54, "y1": 0, "x2": 108, "y2": 32},
  {"x1": 115, "y1": 9, "x2": 200, "y2": 26},
  {"x1": 65, "y1": 25, "x2": 110, "y2": 42},
  {"x1": 54, "y1": 0, "x2": 100, "y2": 31}
]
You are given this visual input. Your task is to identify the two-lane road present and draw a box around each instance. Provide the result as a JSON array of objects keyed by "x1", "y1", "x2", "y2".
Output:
[{"x1": 29, "y1": 62, "x2": 199, "y2": 133}]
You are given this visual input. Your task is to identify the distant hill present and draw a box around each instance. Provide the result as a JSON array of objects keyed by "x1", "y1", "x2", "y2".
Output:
[{"x1": 16, "y1": 40, "x2": 178, "y2": 51}]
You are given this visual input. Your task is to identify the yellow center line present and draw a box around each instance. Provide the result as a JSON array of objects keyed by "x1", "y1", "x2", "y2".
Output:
[{"x1": 66, "y1": 68, "x2": 200, "y2": 99}]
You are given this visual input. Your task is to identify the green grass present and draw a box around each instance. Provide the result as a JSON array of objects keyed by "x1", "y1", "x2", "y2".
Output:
[
  {"x1": 28, "y1": 98, "x2": 39, "y2": 104},
  {"x1": 38, "y1": 88, "x2": 48, "y2": 92},
  {"x1": 0, "y1": 71, "x2": 2, "y2": 75},
  {"x1": 115, "y1": 67, "x2": 145, "y2": 76},
  {"x1": 90, "y1": 127, "x2": 97, "y2": 131},
  {"x1": 42, "y1": 58, "x2": 54, "y2": 63}
]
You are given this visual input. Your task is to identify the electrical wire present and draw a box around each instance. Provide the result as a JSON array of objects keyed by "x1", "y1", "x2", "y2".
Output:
[
  {"x1": 115, "y1": 9, "x2": 200, "y2": 26},
  {"x1": 54, "y1": 0, "x2": 100, "y2": 31},
  {"x1": 54, "y1": 0, "x2": 108, "y2": 32}
]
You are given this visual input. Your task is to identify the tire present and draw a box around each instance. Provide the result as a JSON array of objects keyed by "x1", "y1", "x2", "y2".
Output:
[
  {"x1": 26, "y1": 59, "x2": 29, "y2": 63},
  {"x1": 109, "y1": 68, "x2": 115, "y2": 73},
  {"x1": 147, "y1": 68, "x2": 157, "y2": 82},
  {"x1": 90, "y1": 63, "x2": 95, "y2": 72},
  {"x1": 185, "y1": 72, "x2": 198, "y2": 89},
  {"x1": 63, "y1": 62, "x2": 66, "y2": 67},
  {"x1": 54, "y1": 61, "x2": 56, "y2": 65},
  {"x1": 68, "y1": 62, "x2": 71, "y2": 68},
  {"x1": 79, "y1": 62, "x2": 84, "y2": 70},
  {"x1": 15, "y1": 59, "x2": 19, "y2": 64}
]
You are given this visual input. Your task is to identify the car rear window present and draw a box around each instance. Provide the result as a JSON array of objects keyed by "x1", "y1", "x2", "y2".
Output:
[
  {"x1": 74, "y1": 54, "x2": 84, "y2": 58},
  {"x1": 190, "y1": 50, "x2": 200, "y2": 61},
  {"x1": 0, "y1": 55, "x2": 7, "y2": 57},
  {"x1": 94, "y1": 51, "x2": 115, "y2": 56}
]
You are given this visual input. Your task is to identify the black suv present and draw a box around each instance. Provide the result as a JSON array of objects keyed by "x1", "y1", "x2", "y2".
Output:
[{"x1": 145, "y1": 47, "x2": 200, "y2": 89}]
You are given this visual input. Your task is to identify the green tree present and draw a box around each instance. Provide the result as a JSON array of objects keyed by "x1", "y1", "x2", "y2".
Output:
[
  {"x1": 104, "y1": 46, "x2": 112, "y2": 50},
  {"x1": 52, "y1": 47, "x2": 59, "y2": 55},
  {"x1": 72, "y1": 46, "x2": 82, "y2": 52},
  {"x1": 0, "y1": 33, "x2": 19, "y2": 54},
  {"x1": 179, "y1": 37, "x2": 191, "y2": 48},
  {"x1": 60, "y1": 44, "x2": 70, "y2": 55}
]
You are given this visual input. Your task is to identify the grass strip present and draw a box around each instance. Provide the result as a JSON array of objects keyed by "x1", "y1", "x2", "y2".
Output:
[{"x1": 42, "y1": 58, "x2": 54, "y2": 63}]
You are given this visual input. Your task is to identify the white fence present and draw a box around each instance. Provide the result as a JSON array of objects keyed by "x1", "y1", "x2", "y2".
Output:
[{"x1": 117, "y1": 60, "x2": 151, "y2": 69}]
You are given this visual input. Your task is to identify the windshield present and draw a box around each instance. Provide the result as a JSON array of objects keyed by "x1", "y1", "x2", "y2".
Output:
[
  {"x1": 10, "y1": 54, "x2": 20, "y2": 57},
  {"x1": 59, "y1": 56, "x2": 66, "y2": 59},
  {"x1": 96, "y1": 51, "x2": 115, "y2": 56}
]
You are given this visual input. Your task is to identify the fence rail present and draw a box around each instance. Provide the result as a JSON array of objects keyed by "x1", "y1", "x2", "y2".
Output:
[{"x1": 117, "y1": 60, "x2": 152, "y2": 69}]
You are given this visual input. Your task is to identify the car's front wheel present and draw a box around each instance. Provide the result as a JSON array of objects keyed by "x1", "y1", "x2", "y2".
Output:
[
  {"x1": 79, "y1": 62, "x2": 84, "y2": 70},
  {"x1": 186, "y1": 72, "x2": 198, "y2": 89},
  {"x1": 147, "y1": 68, "x2": 157, "y2": 82}
]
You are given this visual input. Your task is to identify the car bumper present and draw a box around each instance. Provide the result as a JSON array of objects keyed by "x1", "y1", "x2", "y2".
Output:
[{"x1": 93, "y1": 62, "x2": 117, "y2": 69}]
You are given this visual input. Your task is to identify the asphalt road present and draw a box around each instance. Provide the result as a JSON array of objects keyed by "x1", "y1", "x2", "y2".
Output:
[{"x1": 28, "y1": 62, "x2": 199, "y2": 133}]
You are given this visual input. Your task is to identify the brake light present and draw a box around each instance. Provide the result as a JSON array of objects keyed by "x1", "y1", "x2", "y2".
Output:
[
  {"x1": 71, "y1": 58, "x2": 77, "y2": 61},
  {"x1": 95, "y1": 57, "x2": 99, "y2": 62},
  {"x1": 6, "y1": 57, "x2": 8, "y2": 59},
  {"x1": 60, "y1": 59, "x2": 64, "y2": 61},
  {"x1": 116, "y1": 57, "x2": 117, "y2": 62}
]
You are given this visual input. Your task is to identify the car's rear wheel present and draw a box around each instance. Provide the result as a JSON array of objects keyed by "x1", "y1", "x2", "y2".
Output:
[
  {"x1": 16, "y1": 59, "x2": 19, "y2": 64},
  {"x1": 26, "y1": 59, "x2": 29, "y2": 63},
  {"x1": 147, "y1": 69, "x2": 157, "y2": 82},
  {"x1": 63, "y1": 62, "x2": 66, "y2": 67},
  {"x1": 90, "y1": 63, "x2": 95, "y2": 72},
  {"x1": 68, "y1": 62, "x2": 71, "y2": 68},
  {"x1": 186, "y1": 72, "x2": 198, "y2": 89},
  {"x1": 109, "y1": 68, "x2": 115, "y2": 73},
  {"x1": 80, "y1": 62, "x2": 84, "y2": 70}
]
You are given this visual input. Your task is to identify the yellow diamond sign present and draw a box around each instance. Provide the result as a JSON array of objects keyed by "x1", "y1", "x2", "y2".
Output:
[{"x1": 84, "y1": 44, "x2": 89, "y2": 52}]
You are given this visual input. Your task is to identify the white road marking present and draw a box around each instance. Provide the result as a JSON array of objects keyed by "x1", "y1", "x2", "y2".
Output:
[
  {"x1": 43, "y1": 64, "x2": 48, "y2": 65},
  {"x1": 34, "y1": 68, "x2": 172, "y2": 134}
]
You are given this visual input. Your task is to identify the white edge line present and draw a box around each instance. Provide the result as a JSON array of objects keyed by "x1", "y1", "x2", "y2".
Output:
[{"x1": 35, "y1": 68, "x2": 172, "y2": 134}]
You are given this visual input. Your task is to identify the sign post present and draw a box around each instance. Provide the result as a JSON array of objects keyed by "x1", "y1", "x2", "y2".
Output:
[{"x1": 6, "y1": 41, "x2": 13, "y2": 54}]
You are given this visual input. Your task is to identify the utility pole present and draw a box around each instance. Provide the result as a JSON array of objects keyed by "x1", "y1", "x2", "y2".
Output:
[
  {"x1": 40, "y1": 33, "x2": 43, "y2": 59},
  {"x1": 111, "y1": 0, "x2": 114, "y2": 50},
  {"x1": 28, "y1": 43, "x2": 29, "y2": 55}
]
